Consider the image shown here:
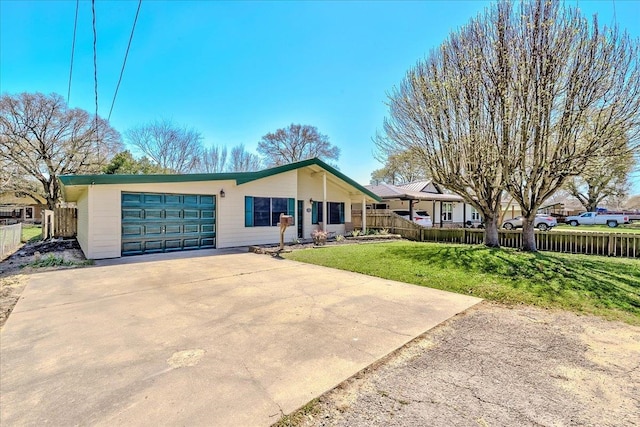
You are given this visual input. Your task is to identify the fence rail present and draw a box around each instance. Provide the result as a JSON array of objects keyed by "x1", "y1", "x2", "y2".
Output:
[
  {"x1": 0, "y1": 223, "x2": 22, "y2": 260},
  {"x1": 352, "y1": 211, "x2": 640, "y2": 258}
]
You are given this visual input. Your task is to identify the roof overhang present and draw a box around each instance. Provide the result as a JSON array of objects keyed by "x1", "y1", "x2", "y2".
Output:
[{"x1": 59, "y1": 158, "x2": 381, "y2": 203}]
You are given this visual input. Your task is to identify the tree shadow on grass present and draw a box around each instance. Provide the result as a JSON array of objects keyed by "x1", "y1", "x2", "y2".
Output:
[{"x1": 385, "y1": 244, "x2": 640, "y2": 317}]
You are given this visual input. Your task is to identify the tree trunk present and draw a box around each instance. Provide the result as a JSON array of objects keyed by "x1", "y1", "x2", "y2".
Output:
[
  {"x1": 483, "y1": 216, "x2": 500, "y2": 247},
  {"x1": 521, "y1": 217, "x2": 537, "y2": 252}
]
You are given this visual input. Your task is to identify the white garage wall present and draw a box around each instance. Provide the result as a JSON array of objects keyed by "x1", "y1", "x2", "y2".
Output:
[{"x1": 76, "y1": 189, "x2": 90, "y2": 258}]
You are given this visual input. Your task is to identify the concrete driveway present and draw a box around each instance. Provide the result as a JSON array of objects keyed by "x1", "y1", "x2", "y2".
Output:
[{"x1": 0, "y1": 250, "x2": 480, "y2": 426}]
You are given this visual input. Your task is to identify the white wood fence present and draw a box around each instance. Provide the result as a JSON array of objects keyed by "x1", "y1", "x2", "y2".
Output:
[{"x1": 0, "y1": 223, "x2": 22, "y2": 260}]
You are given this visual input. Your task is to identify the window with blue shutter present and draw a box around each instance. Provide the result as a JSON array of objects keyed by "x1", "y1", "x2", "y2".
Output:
[{"x1": 245, "y1": 196, "x2": 253, "y2": 227}]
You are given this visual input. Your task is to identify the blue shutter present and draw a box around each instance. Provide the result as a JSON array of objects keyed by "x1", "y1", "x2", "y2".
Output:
[
  {"x1": 312, "y1": 201, "x2": 318, "y2": 224},
  {"x1": 288, "y1": 198, "x2": 295, "y2": 225},
  {"x1": 339, "y1": 202, "x2": 345, "y2": 224},
  {"x1": 245, "y1": 196, "x2": 253, "y2": 227}
]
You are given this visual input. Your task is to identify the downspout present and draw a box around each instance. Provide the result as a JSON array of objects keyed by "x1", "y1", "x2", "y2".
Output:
[{"x1": 362, "y1": 196, "x2": 367, "y2": 233}]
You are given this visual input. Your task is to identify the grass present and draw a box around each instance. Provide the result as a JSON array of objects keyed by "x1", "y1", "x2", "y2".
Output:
[
  {"x1": 283, "y1": 241, "x2": 640, "y2": 325},
  {"x1": 22, "y1": 254, "x2": 93, "y2": 269},
  {"x1": 553, "y1": 223, "x2": 640, "y2": 234},
  {"x1": 21, "y1": 225, "x2": 42, "y2": 243}
]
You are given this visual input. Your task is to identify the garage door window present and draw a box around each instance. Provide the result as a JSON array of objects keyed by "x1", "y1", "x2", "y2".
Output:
[{"x1": 245, "y1": 196, "x2": 294, "y2": 227}]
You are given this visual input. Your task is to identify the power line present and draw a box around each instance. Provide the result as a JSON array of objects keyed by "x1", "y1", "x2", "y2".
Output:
[
  {"x1": 108, "y1": 0, "x2": 142, "y2": 121},
  {"x1": 92, "y1": 0, "x2": 99, "y2": 143},
  {"x1": 67, "y1": 0, "x2": 79, "y2": 104}
]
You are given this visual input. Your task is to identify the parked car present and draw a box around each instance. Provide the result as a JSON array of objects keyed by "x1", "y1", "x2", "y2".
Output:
[
  {"x1": 393, "y1": 209, "x2": 433, "y2": 227},
  {"x1": 502, "y1": 214, "x2": 557, "y2": 231},
  {"x1": 565, "y1": 212, "x2": 630, "y2": 228}
]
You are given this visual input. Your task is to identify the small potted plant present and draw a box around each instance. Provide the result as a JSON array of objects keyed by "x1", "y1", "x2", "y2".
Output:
[{"x1": 311, "y1": 229, "x2": 328, "y2": 246}]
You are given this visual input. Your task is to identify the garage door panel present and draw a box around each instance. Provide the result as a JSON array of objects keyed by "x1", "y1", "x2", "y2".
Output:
[
  {"x1": 144, "y1": 194, "x2": 163, "y2": 204},
  {"x1": 184, "y1": 195, "x2": 198, "y2": 205},
  {"x1": 201, "y1": 238, "x2": 215, "y2": 247},
  {"x1": 165, "y1": 195, "x2": 182, "y2": 204},
  {"x1": 183, "y1": 224, "x2": 199, "y2": 233},
  {"x1": 200, "y1": 195, "x2": 214, "y2": 205},
  {"x1": 121, "y1": 192, "x2": 216, "y2": 256},
  {"x1": 144, "y1": 209, "x2": 163, "y2": 219},
  {"x1": 122, "y1": 193, "x2": 143, "y2": 204},
  {"x1": 122, "y1": 209, "x2": 143, "y2": 219}
]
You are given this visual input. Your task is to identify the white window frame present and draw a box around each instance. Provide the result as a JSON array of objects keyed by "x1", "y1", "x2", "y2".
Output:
[{"x1": 442, "y1": 203, "x2": 453, "y2": 222}]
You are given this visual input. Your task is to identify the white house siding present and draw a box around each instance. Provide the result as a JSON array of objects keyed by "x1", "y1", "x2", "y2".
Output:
[
  {"x1": 76, "y1": 189, "x2": 90, "y2": 257},
  {"x1": 217, "y1": 170, "x2": 298, "y2": 247},
  {"x1": 297, "y1": 169, "x2": 354, "y2": 238}
]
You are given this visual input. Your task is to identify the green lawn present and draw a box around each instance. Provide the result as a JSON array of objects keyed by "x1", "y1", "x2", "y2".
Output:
[
  {"x1": 283, "y1": 241, "x2": 640, "y2": 325},
  {"x1": 21, "y1": 225, "x2": 42, "y2": 243},
  {"x1": 553, "y1": 223, "x2": 640, "y2": 234}
]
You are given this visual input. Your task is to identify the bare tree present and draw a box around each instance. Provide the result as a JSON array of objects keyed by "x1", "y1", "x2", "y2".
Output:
[
  {"x1": 498, "y1": 1, "x2": 640, "y2": 250},
  {"x1": 228, "y1": 145, "x2": 262, "y2": 172},
  {"x1": 371, "y1": 148, "x2": 428, "y2": 185},
  {"x1": 126, "y1": 119, "x2": 203, "y2": 173},
  {"x1": 565, "y1": 150, "x2": 634, "y2": 212},
  {"x1": 257, "y1": 124, "x2": 340, "y2": 166},
  {"x1": 0, "y1": 92, "x2": 122, "y2": 208},
  {"x1": 378, "y1": 10, "x2": 509, "y2": 246},
  {"x1": 200, "y1": 145, "x2": 227, "y2": 173},
  {"x1": 380, "y1": 0, "x2": 640, "y2": 250}
]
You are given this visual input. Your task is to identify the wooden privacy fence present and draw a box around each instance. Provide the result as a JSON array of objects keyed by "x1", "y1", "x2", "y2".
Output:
[
  {"x1": 0, "y1": 223, "x2": 22, "y2": 259},
  {"x1": 352, "y1": 211, "x2": 640, "y2": 258},
  {"x1": 42, "y1": 208, "x2": 77, "y2": 239}
]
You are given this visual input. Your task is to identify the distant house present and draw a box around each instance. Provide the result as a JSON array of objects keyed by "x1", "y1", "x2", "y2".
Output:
[
  {"x1": 0, "y1": 192, "x2": 46, "y2": 224},
  {"x1": 59, "y1": 158, "x2": 380, "y2": 259},
  {"x1": 365, "y1": 180, "x2": 522, "y2": 227}
]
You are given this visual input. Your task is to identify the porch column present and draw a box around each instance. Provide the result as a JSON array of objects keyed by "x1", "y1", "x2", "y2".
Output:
[
  {"x1": 409, "y1": 199, "x2": 414, "y2": 221},
  {"x1": 463, "y1": 202, "x2": 467, "y2": 226},
  {"x1": 322, "y1": 172, "x2": 327, "y2": 231},
  {"x1": 362, "y1": 196, "x2": 367, "y2": 233}
]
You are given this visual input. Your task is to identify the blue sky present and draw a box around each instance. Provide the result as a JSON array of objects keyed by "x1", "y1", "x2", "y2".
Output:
[{"x1": 1, "y1": 0, "x2": 639, "y2": 191}]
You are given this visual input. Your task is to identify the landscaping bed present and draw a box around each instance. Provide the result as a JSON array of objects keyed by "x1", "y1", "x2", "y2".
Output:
[{"x1": 0, "y1": 238, "x2": 90, "y2": 328}]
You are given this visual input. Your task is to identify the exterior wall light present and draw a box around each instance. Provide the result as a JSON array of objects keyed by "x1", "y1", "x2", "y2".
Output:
[{"x1": 220, "y1": 189, "x2": 225, "y2": 198}]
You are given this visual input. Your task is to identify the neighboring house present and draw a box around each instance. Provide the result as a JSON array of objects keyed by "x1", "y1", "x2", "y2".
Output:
[
  {"x1": 59, "y1": 158, "x2": 380, "y2": 259},
  {"x1": 0, "y1": 192, "x2": 46, "y2": 224},
  {"x1": 365, "y1": 180, "x2": 522, "y2": 227}
]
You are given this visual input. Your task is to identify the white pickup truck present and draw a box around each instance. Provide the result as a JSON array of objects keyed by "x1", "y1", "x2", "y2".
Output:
[{"x1": 565, "y1": 212, "x2": 630, "y2": 228}]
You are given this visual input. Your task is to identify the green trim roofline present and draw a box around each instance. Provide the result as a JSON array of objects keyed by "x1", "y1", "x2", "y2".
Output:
[{"x1": 58, "y1": 158, "x2": 381, "y2": 202}]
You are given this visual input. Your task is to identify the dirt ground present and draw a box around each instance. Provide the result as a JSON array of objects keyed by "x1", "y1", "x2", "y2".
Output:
[
  {"x1": 285, "y1": 303, "x2": 640, "y2": 427},
  {"x1": 0, "y1": 239, "x2": 86, "y2": 328}
]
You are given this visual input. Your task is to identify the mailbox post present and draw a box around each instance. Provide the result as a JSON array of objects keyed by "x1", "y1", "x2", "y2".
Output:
[{"x1": 278, "y1": 213, "x2": 294, "y2": 250}]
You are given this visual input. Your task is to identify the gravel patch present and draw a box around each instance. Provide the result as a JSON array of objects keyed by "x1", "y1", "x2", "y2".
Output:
[{"x1": 286, "y1": 303, "x2": 640, "y2": 427}]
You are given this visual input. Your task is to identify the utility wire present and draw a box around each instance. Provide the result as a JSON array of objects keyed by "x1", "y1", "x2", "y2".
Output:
[
  {"x1": 67, "y1": 0, "x2": 79, "y2": 104},
  {"x1": 108, "y1": 0, "x2": 142, "y2": 121},
  {"x1": 92, "y1": 0, "x2": 99, "y2": 144}
]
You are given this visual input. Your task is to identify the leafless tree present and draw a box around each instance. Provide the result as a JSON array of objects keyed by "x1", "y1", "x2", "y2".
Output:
[
  {"x1": 0, "y1": 92, "x2": 122, "y2": 208},
  {"x1": 377, "y1": 10, "x2": 509, "y2": 246},
  {"x1": 371, "y1": 148, "x2": 428, "y2": 185},
  {"x1": 257, "y1": 124, "x2": 340, "y2": 167},
  {"x1": 200, "y1": 145, "x2": 228, "y2": 173},
  {"x1": 228, "y1": 145, "x2": 262, "y2": 172},
  {"x1": 565, "y1": 149, "x2": 634, "y2": 212},
  {"x1": 380, "y1": 0, "x2": 640, "y2": 250},
  {"x1": 126, "y1": 119, "x2": 203, "y2": 173},
  {"x1": 499, "y1": 1, "x2": 640, "y2": 250}
]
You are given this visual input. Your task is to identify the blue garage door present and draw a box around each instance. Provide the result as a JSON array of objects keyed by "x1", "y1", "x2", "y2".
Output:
[{"x1": 121, "y1": 192, "x2": 216, "y2": 256}]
